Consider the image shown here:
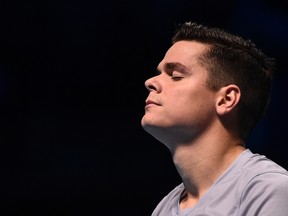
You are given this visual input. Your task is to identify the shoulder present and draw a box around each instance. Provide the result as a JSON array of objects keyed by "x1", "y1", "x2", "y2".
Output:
[
  {"x1": 242, "y1": 171, "x2": 288, "y2": 196},
  {"x1": 238, "y1": 150, "x2": 288, "y2": 182},
  {"x1": 240, "y1": 150, "x2": 288, "y2": 199},
  {"x1": 238, "y1": 159, "x2": 288, "y2": 215},
  {"x1": 243, "y1": 150, "x2": 287, "y2": 173}
]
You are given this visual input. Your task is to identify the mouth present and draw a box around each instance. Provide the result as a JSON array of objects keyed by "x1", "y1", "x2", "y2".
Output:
[{"x1": 145, "y1": 99, "x2": 160, "y2": 109}]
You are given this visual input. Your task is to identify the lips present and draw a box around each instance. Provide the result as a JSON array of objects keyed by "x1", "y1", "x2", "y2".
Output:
[{"x1": 145, "y1": 99, "x2": 161, "y2": 108}]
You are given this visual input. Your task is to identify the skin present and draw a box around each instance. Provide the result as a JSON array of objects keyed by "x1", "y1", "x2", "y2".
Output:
[{"x1": 141, "y1": 41, "x2": 245, "y2": 210}]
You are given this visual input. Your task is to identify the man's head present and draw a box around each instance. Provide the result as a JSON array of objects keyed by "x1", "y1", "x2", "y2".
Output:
[{"x1": 171, "y1": 22, "x2": 275, "y2": 139}]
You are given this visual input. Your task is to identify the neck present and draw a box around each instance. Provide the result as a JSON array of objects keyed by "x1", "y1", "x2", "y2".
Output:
[{"x1": 171, "y1": 129, "x2": 245, "y2": 209}]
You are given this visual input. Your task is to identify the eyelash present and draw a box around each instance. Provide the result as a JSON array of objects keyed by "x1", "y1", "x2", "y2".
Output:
[
  {"x1": 170, "y1": 72, "x2": 183, "y2": 80},
  {"x1": 171, "y1": 76, "x2": 182, "y2": 81}
]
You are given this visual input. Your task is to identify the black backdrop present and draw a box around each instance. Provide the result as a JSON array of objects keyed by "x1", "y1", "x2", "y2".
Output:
[{"x1": 1, "y1": 0, "x2": 287, "y2": 215}]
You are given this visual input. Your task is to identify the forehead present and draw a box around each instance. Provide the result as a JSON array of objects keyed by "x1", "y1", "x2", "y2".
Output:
[{"x1": 159, "y1": 41, "x2": 208, "y2": 68}]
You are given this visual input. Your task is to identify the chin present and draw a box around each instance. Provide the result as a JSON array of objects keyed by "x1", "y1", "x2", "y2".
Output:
[{"x1": 141, "y1": 115, "x2": 158, "y2": 130}]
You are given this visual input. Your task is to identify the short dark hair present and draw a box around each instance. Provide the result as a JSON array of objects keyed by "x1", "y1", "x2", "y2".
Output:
[{"x1": 172, "y1": 22, "x2": 275, "y2": 139}]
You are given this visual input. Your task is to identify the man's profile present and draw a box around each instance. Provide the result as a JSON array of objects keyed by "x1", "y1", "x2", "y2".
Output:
[{"x1": 141, "y1": 22, "x2": 288, "y2": 215}]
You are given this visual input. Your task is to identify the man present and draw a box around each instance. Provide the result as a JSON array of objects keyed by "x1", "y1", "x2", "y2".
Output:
[{"x1": 141, "y1": 22, "x2": 288, "y2": 215}]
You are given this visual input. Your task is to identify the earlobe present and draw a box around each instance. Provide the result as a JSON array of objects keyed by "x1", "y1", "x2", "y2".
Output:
[{"x1": 216, "y1": 85, "x2": 241, "y2": 115}]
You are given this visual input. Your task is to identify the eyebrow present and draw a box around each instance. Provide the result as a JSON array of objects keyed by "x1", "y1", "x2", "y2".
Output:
[{"x1": 156, "y1": 62, "x2": 190, "y2": 74}]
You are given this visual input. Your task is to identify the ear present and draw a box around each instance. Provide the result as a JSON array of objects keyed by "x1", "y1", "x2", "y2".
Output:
[{"x1": 216, "y1": 84, "x2": 241, "y2": 116}]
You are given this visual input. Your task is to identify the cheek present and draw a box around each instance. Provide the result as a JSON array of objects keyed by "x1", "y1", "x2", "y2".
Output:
[
  {"x1": 170, "y1": 88, "x2": 198, "y2": 106},
  {"x1": 169, "y1": 88, "x2": 215, "y2": 115}
]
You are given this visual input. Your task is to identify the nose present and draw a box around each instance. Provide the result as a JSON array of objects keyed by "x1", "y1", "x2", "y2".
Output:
[{"x1": 144, "y1": 76, "x2": 161, "y2": 93}]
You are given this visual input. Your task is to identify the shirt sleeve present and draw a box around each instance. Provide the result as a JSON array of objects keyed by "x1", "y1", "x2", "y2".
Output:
[{"x1": 238, "y1": 172, "x2": 288, "y2": 216}]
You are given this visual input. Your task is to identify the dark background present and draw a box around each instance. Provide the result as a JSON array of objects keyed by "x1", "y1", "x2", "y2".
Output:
[{"x1": 0, "y1": 0, "x2": 287, "y2": 215}]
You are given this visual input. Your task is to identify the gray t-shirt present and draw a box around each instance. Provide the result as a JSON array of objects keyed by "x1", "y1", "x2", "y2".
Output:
[{"x1": 151, "y1": 149, "x2": 288, "y2": 216}]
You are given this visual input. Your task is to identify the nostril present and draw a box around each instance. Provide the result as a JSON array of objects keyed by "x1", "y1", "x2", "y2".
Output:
[{"x1": 147, "y1": 84, "x2": 157, "y2": 92}]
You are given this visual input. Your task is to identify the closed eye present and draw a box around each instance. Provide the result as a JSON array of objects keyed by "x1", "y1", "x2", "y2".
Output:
[
  {"x1": 171, "y1": 77, "x2": 183, "y2": 81},
  {"x1": 170, "y1": 72, "x2": 183, "y2": 80}
]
